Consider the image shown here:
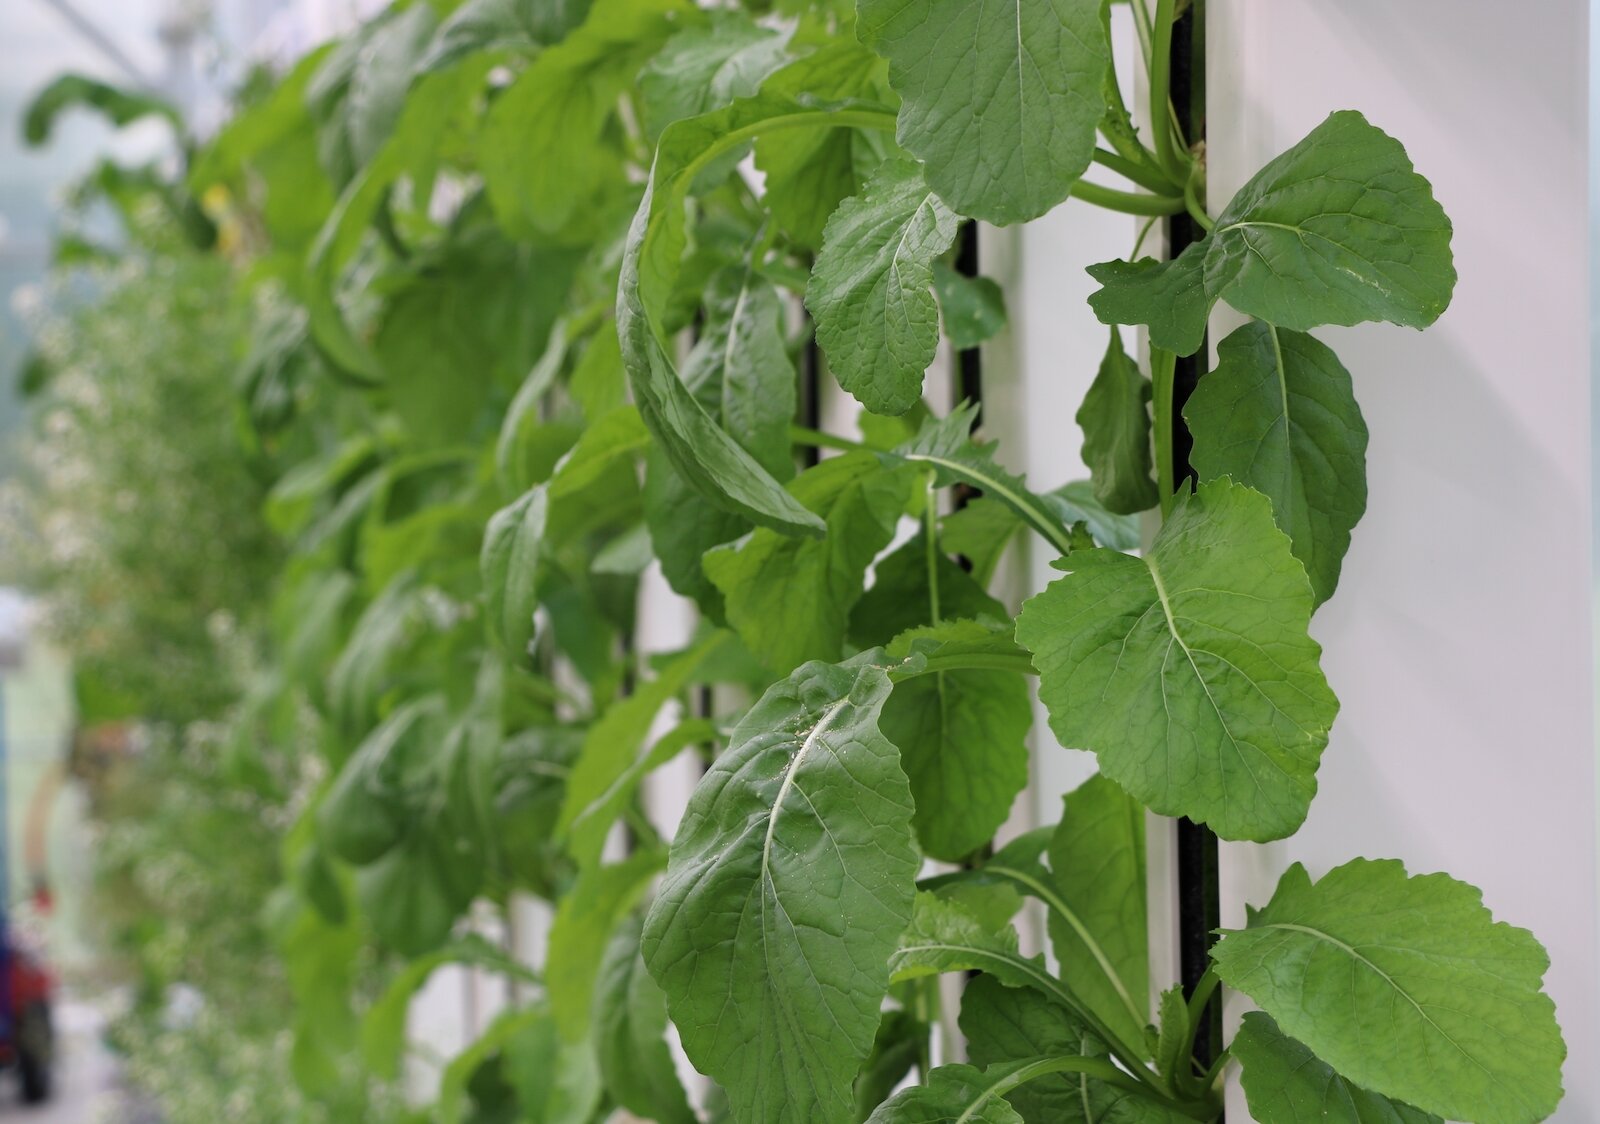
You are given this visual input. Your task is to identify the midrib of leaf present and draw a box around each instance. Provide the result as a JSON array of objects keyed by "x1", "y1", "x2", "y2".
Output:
[
  {"x1": 1144, "y1": 551, "x2": 1293, "y2": 801},
  {"x1": 1222, "y1": 221, "x2": 1397, "y2": 302},
  {"x1": 1265, "y1": 322, "x2": 1298, "y2": 528},
  {"x1": 984, "y1": 862, "x2": 1145, "y2": 1033},
  {"x1": 901, "y1": 453, "x2": 1076, "y2": 556},
  {"x1": 1257, "y1": 921, "x2": 1501, "y2": 1089},
  {"x1": 762, "y1": 697, "x2": 850, "y2": 872},
  {"x1": 756, "y1": 698, "x2": 853, "y2": 1112}
]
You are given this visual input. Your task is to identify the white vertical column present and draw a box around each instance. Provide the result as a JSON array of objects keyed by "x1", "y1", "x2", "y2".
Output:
[{"x1": 1206, "y1": 2, "x2": 1598, "y2": 1118}]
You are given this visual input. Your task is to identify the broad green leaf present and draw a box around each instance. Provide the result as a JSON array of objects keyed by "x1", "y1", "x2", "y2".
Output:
[
  {"x1": 864, "y1": 1062, "x2": 1025, "y2": 1124},
  {"x1": 883, "y1": 621, "x2": 1032, "y2": 860},
  {"x1": 481, "y1": 485, "x2": 548, "y2": 659},
  {"x1": 1211, "y1": 860, "x2": 1564, "y2": 1124},
  {"x1": 849, "y1": 532, "x2": 1006, "y2": 648},
  {"x1": 684, "y1": 265, "x2": 799, "y2": 481},
  {"x1": 643, "y1": 448, "x2": 750, "y2": 616},
  {"x1": 1232, "y1": 1012, "x2": 1441, "y2": 1124},
  {"x1": 1016, "y1": 479, "x2": 1338, "y2": 841},
  {"x1": 568, "y1": 322, "x2": 628, "y2": 422},
  {"x1": 548, "y1": 850, "x2": 666, "y2": 1042},
  {"x1": 437, "y1": 1007, "x2": 547, "y2": 1124},
  {"x1": 344, "y1": 4, "x2": 438, "y2": 167},
  {"x1": 640, "y1": 12, "x2": 792, "y2": 136},
  {"x1": 495, "y1": 726, "x2": 584, "y2": 896},
  {"x1": 363, "y1": 934, "x2": 539, "y2": 1079},
  {"x1": 558, "y1": 629, "x2": 733, "y2": 868},
  {"x1": 503, "y1": 1014, "x2": 604, "y2": 1124},
  {"x1": 753, "y1": 45, "x2": 892, "y2": 249},
  {"x1": 889, "y1": 893, "x2": 1069, "y2": 1010},
  {"x1": 960, "y1": 976, "x2": 1181, "y2": 1124},
  {"x1": 705, "y1": 453, "x2": 912, "y2": 673},
  {"x1": 620, "y1": 84, "x2": 897, "y2": 536},
  {"x1": 1039, "y1": 774, "x2": 1149, "y2": 1052},
  {"x1": 1077, "y1": 328, "x2": 1158, "y2": 515},
  {"x1": 496, "y1": 322, "x2": 578, "y2": 494},
  {"x1": 807, "y1": 158, "x2": 960, "y2": 415},
  {"x1": 306, "y1": 60, "x2": 489, "y2": 376},
  {"x1": 1185, "y1": 321, "x2": 1368, "y2": 606},
  {"x1": 642, "y1": 653, "x2": 919, "y2": 1124},
  {"x1": 273, "y1": 895, "x2": 364, "y2": 1096},
  {"x1": 857, "y1": 0, "x2": 1108, "y2": 224},
  {"x1": 479, "y1": 0, "x2": 689, "y2": 241},
  {"x1": 595, "y1": 916, "x2": 697, "y2": 1124},
  {"x1": 933, "y1": 261, "x2": 1008, "y2": 350},
  {"x1": 640, "y1": 260, "x2": 797, "y2": 613},
  {"x1": 418, "y1": 0, "x2": 591, "y2": 73},
  {"x1": 1089, "y1": 112, "x2": 1455, "y2": 354},
  {"x1": 856, "y1": 1009, "x2": 928, "y2": 1122},
  {"x1": 356, "y1": 821, "x2": 479, "y2": 956},
  {"x1": 318, "y1": 696, "x2": 445, "y2": 865},
  {"x1": 895, "y1": 435, "x2": 1082, "y2": 559}
]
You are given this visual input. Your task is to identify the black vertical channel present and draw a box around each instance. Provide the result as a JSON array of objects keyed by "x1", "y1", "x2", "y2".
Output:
[
  {"x1": 951, "y1": 222, "x2": 984, "y2": 518},
  {"x1": 953, "y1": 222, "x2": 984, "y2": 419},
  {"x1": 800, "y1": 335, "x2": 824, "y2": 470},
  {"x1": 1166, "y1": 0, "x2": 1222, "y2": 1081}
]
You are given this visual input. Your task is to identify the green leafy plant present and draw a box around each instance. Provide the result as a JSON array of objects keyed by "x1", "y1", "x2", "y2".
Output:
[{"x1": 16, "y1": 0, "x2": 1567, "y2": 1122}]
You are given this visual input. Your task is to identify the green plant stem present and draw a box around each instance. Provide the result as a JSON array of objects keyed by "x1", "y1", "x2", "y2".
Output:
[
  {"x1": 1195, "y1": 1047, "x2": 1231, "y2": 1095},
  {"x1": 922, "y1": 471, "x2": 942, "y2": 624},
  {"x1": 892, "y1": 650, "x2": 1038, "y2": 680},
  {"x1": 1174, "y1": 967, "x2": 1222, "y2": 1093},
  {"x1": 1150, "y1": 347, "x2": 1178, "y2": 517},
  {"x1": 983, "y1": 863, "x2": 1147, "y2": 1037},
  {"x1": 1094, "y1": 6, "x2": 1175, "y2": 190},
  {"x1": 1148, "y1": 0, "x2": 1189, "y2": 182},
  {"x1": 1183, "y1": 164, "x2": 1214, "y2": 232},
  {"x1": 1131, "y1": 214, "x2": 1161, "y2": 258},
  {"x1": 1185, "y1": 966, "x2": 1220, "y2": 1028},
  {"x1": 789, "y1": 423, "x2": 867, "y2": 454},
  {"x1": 1093, "y1": 148, "x2": 1181, "y2": 195},
  {"x1": 1071, "y1": 179, "x2": 1185, "y2": 216}
]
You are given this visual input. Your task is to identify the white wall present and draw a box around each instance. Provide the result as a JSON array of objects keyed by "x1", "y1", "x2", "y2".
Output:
[{"x1": 1206, "y1": 2, "x2": 1598, "y2": 1119}]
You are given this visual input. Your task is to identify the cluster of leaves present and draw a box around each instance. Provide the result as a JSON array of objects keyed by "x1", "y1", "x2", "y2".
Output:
[{"x1": 15, "y1": 1, "x2": 1568, "y2": 1123}]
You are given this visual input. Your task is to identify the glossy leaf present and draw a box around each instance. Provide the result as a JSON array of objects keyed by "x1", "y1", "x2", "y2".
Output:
[
  {"x1": 1232, "y1": 1012, "x2": 1442, "y2": 1124},
  {"x1": 807, "y1": 158, "x2": 960, "y2": 415},
  {"x1": 1016, "y1": 479, "x2": 1338, "y2": 841},
  {"x1": 1211, "y1": 860, "x2": 1564, "y2": 1124},
  {"x1": 858, "y1": 0, "x2": 1108, "y2": 223},
  {"x1": 1185, "y1": 321, "x2": 1368, "y2": 606},
  {"x1": 642, "y1": 654, "x2": 919, "y2": 1124},
  {"x1": 1089, "y1": 112, "x2": 1455, "y2": 354}
]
